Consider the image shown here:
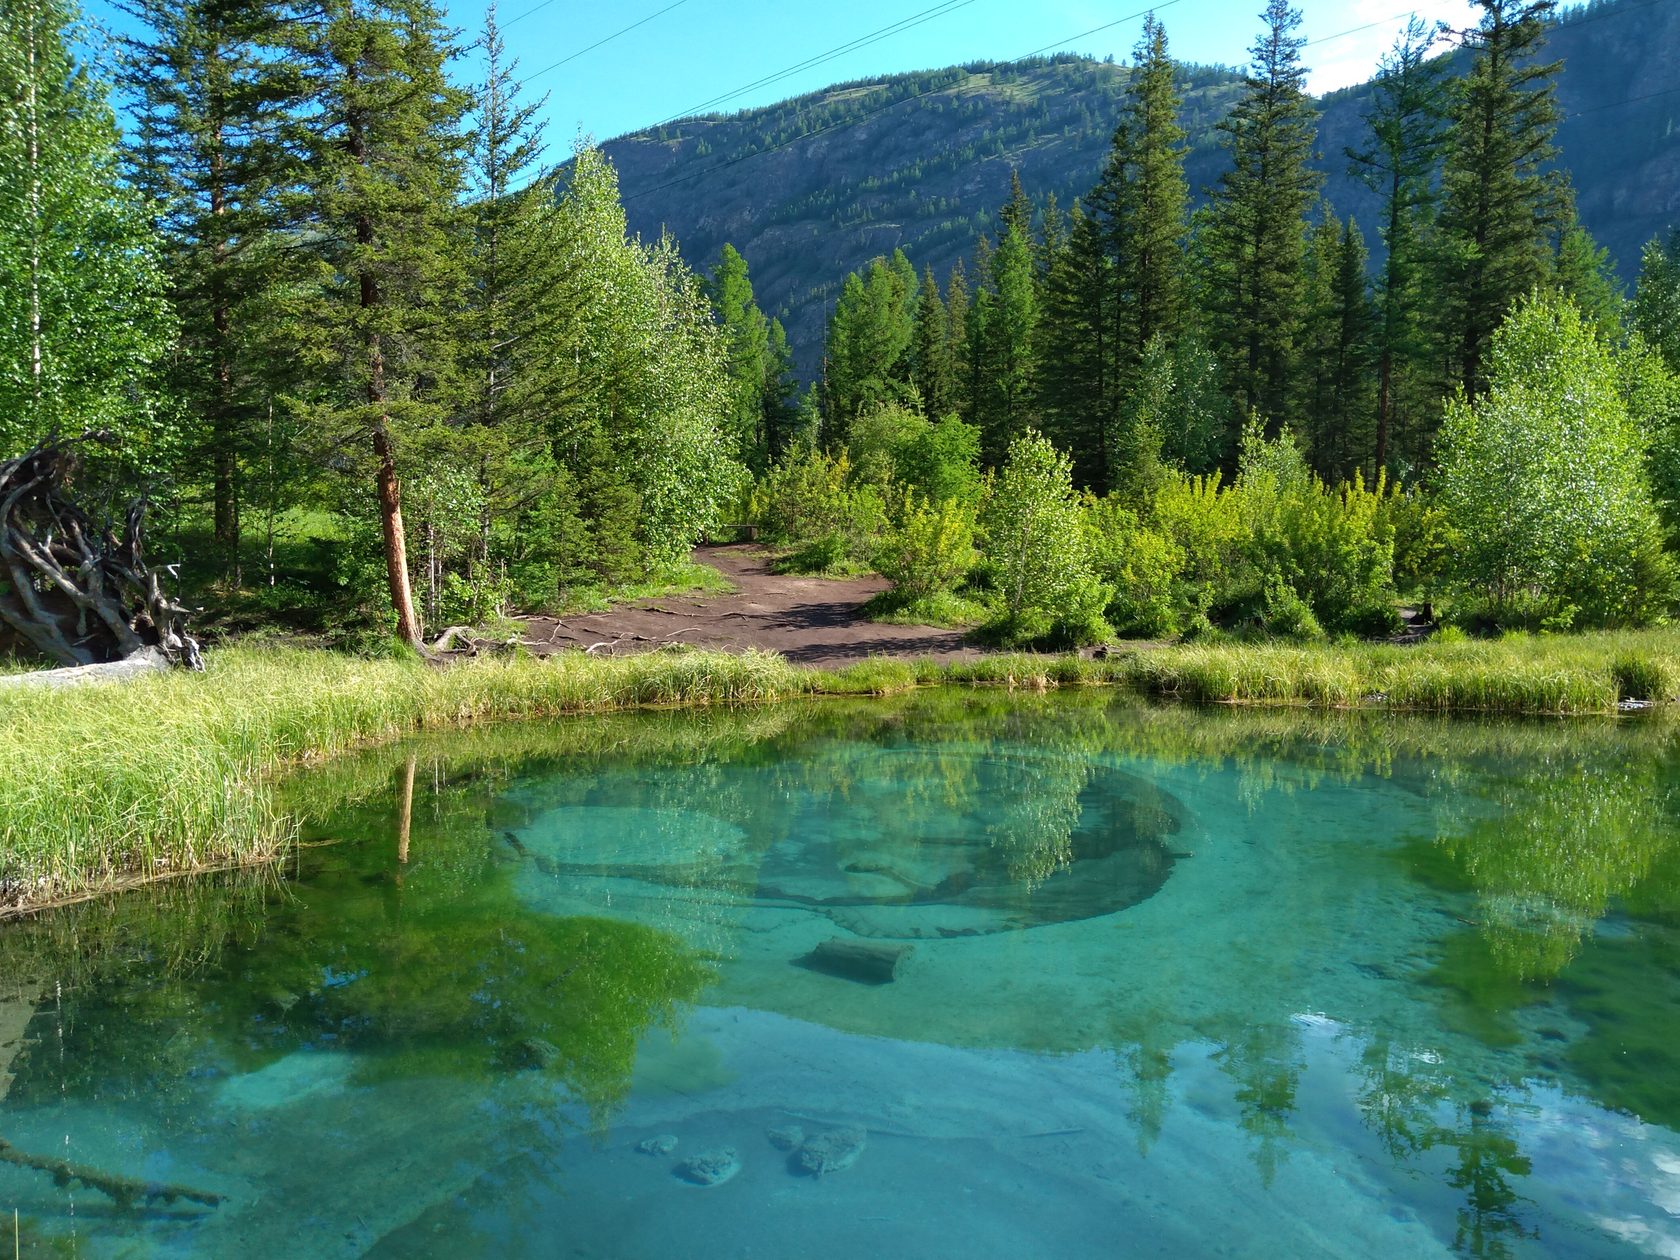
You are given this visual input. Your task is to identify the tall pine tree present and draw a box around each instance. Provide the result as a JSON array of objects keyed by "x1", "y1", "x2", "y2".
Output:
[
  {"x1": 121, "y1": 0, "x2": 305, "y2": 562},
  {"x1": 1348, "y1": 17, "x2": 1447, "y2": 474},
  {"x1": 1433, "y1": 0, "x2": 1569, "y2": 398},
  {"x1": 1202, "y1": 0, "x2": 1321, "y2": 435},
  {"x1": 706, "y1": 243, "x2": 773, "y2": 469},
  {"x1": 296, "y1": 0, "x2": 469, "y2": 647}
]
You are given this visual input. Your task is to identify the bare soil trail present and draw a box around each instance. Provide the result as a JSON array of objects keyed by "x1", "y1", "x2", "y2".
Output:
[{"x1": 519, "y1": 545, "x2": 979, "y2": 667}]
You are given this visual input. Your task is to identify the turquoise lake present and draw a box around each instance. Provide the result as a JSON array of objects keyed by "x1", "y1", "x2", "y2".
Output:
[{"x1": 3, "y1": 690, "x2": 1679, "y2": 1257}]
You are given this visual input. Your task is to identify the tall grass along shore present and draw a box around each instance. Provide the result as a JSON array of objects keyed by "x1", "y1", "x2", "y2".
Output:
[{"x1": 2, "y1": 630, "x2": 1677, "y2": 916}]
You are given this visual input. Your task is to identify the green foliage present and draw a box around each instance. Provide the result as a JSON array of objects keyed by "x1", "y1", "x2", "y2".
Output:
[
  {"x1": 1633, "y1": 230, "x2": 1680, "y2": 374},
  {"x1": 1433, "y1": 0, "x2": 1569, "y2": 397},
  {"x1": 1202, "y1": 0, "x2": 1321, "y2": 425},
  {"x1": 1085, "y1": 424, "x2": 1401, "y2": 641},
  {"x1": 822, "y1": 251, "x2": 918, "y2": 435},
  {"x1": 980, "y1": 430, "x2": 1111, "y2": 645},
  {"x1": 750, "y1": 443, "x2": 886, "y2": 572},
  {"x1": 0, "y1": 0, "x2": 174, "y2": 461},
  {"x1": 873, "y1": 492, "x2": 980, "y2": 603},
  {"x1": 1437, "y1": 290, "x2": 1675, "y2": 627}
]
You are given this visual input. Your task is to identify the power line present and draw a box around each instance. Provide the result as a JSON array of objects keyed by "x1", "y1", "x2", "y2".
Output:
[
  {"x1": 502, "y1": 0, "x2": 562, "y2": 29},
  {"x1": 524, "y1": 1, "x2": 694, "y2": 84},
  {"x1": 626, "y1": 0, "x2": 1190, "y2": 205},
  {"x1": 659, "y1": 0, "x2": 985, "y2": 126},
  {"x1": 1012, "y1": 0, "x2": 1185, "y2": 62}
]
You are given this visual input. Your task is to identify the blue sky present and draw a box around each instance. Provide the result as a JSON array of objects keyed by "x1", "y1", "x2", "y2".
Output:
[{"x1": 80, "y1": 0, "x2": 1480, "y2": 144}]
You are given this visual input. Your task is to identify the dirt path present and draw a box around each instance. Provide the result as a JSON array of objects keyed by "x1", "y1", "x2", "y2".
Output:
[{"x1": 519, "y1": 545, "x2": 978, "y2": 668}]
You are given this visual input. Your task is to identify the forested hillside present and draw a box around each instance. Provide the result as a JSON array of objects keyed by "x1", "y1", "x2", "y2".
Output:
[{"x1": 606, "y1": 0, "x2": 1680, "y2": 370}]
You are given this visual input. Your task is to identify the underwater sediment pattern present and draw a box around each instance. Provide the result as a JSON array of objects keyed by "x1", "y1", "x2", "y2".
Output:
[{"x1": 3, "y1": 691, "x2": 1680, "y2": 1257}]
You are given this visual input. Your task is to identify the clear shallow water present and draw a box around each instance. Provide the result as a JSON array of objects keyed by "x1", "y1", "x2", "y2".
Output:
[{"x1": 3, "y1": 692, "x2": 1680, "y2": 1257}]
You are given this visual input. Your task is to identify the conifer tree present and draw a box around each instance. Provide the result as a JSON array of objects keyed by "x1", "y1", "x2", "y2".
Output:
[
  {"x1": 1038, "y1": 202, "x2": 1113, "y2": 488},
  {"x1": 1554, "y1": 221, "x2": 1624, "y2": 340},
  {"x1": 1203, "y1": 0, "x2": 1321, "y2": 430},
  {"x1": 120, "y1": 0, "x2": 306, "y2": 560},
  {"x1": 707, "y1": 243, "x2": 773, "y2": 469},
  {"x1": 944, "y1": 259, "x2": 972, "y2": 421},
  {"x1": 1633, "y1": 231, "x2": 1680, "y2": 373},
  {"x1": 1000, "y1": 168, "x2": 1033, "y2": 240},
  {"x1": 1109, "y1": 14, "x2": 1189, "y2": 365},
  {"x1": 463, "y1": 1, "x2": 545, "y2": 433},
  {"x1": 763, "y1": 318, "x2": 798, "y2": 460},
  {"x1": 0, "y1": 0, "x2": 173, "y2": 458},
  {"x1": 295, "y1": 0, "x2": 470, "y2": 648},
  {"x1": 910, "y1": 266, "x2": 954, "y2": 419},
  {"x1": 973, "y1": 221, "x2": 1040, "y2": 463},
  {"x1": 1433, "y1": 0, "x2": 1569, "y2": 398},
  {"x1": 1299, "y1": 214, "x2": 1375, "y2": 480},
  {"x1": 822, "y1": 254, "x2": 917, "y2": 436},
  {"x1": 1348, "y1": 17, "x2": 1447, "y2": 475}
]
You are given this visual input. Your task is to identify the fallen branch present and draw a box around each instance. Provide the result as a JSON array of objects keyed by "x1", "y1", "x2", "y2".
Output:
[
  {"x1": 0, "y1": 647, "x2": 172, "y2": 690},
  {"x1": 0, "y1": 1138, "x2": 224, "y2": 1210}
]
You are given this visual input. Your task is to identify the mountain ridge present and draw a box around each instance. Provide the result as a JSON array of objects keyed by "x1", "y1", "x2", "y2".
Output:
[{"x1": 601, "y1": 0, "x2": 1680, "y2": 375}]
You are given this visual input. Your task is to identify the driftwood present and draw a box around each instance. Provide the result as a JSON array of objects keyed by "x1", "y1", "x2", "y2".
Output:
[
  {"x1": 803, "y1": 938, "x2": 914, "y2": 985},
  {"x1": 0, "y1": 433, "x2": 200, "y2": 672},
  {"x1": 0, "y1": 1138, "x2": 224, "y2": 1210}
]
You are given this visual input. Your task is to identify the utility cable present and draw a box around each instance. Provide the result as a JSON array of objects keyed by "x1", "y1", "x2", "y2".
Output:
[
  {"x1": 626, "y1": 0, "x2": 1193, "y2": 204},
  {"x1": 524, "y1": 0, "x2": 695, "y2": 83},
  {"x1": 658, "y1": 0, "x2": 984, "y2": 125}
]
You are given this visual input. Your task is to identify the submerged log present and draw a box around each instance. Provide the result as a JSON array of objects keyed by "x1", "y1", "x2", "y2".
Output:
[
  {"x1": 804, "y1": 938, "x2": 914, "y2": 984},
  {"x1": 0, "y1": 1138, "x2": 224, "y2": 1210},
  {"x1": 0, "y1": 433, "x2": 201, "y2": 675}
]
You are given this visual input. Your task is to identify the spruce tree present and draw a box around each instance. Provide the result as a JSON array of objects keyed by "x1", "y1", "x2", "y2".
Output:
[
  {"x1": 707, "y1": 243, "x2": 773, "y2": 469},
  {"x1": 944, "y1": 259, "x2": 972, "y2": 422},
  {"x1": 762, "y1": 318, "x2": 798, "y2": 459},
  {"x1": 910, "y1": 266, "x2": 954, "y2": 419},
  {"x1": 1433, "y1": 0, "x2": 1569, "y2": 398},
  {"x1": 463, "y1": 1, "x2": 545, "y2": 432},
  {"x1": 1633, "y1": 231, "x2": 1680, "y2": 373},
  {"x1": 1300, "y1": 215, "x2": 1376, "y2": 480},
  {"x1": 295, "y1": 0, "x2": 469, "y2": 648},
  {"x1": 1348, "y1": 17, "x2": 1447, "y2": 475},
  {"x1": 1110, "y1": 14, "x2": 1189, "y2": 365},
  {"x1": 1203, "y1": 0, "x2": 1321, "y2": 431},
  {"x1": 972, "y1": 222, "x2": 1040, "y2": 463},
  {"x1": 120, "y1": 0, "x2": 306, "y2": 561},
  {"x1": 1554, "y1": 221, "x2": 1624, "y2": 340},
  {"x1": 1038, "y1": 202, "x2": 1113, "y2": 489},
  {"x1": 0, "y1": 0, "x2": 173, "y2": 457}
]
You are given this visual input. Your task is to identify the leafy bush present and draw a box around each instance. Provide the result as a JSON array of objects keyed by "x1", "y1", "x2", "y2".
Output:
[
  {"x1": 873, "y1": 492, "x2": 979, "y2": 602},
  {"x1": 980, "y1": 431, "x2": 1111, "y2": 646},
  {"x1": 1438, "y1": 291, "x2": 1675, "y2": 628},
  {"x1": 1085, "y1": 497, "x2": 1186, "y2": 638}
]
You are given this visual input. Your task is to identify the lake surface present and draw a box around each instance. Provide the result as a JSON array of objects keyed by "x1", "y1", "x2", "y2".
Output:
[{"x1": 3, "y1": 691, "x2": 1679, "y2": 1258}]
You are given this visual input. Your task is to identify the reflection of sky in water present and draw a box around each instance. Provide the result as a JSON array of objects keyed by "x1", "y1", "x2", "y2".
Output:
[{"x1": 0, "y1": 693, "x2": 1678, "y2": 1258}]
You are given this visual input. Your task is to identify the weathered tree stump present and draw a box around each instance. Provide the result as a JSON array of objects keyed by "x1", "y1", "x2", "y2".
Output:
[{"x1": 0, "y1": 433, "x2": 200, "y2": 675}]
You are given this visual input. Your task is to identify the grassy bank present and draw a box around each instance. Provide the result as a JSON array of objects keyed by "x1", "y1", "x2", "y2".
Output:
[{"x1": 2, "y1": 629, "x2": 1677, "y2": 915}]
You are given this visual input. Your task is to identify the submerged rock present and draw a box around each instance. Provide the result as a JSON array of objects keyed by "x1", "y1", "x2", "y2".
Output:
[
  {"x1": 765, "y1": 1125, "x2": 804, "y2": 1151},
  {"x1": 500, "y1": 1036, "x2": 560, "y2": 1071},
  {"x1": 636, "y1": 1134, "x2": 679, "y2": 1156},
  {"x1": 676, "y1": 1147, "x2": 740, "y2": 1186},
  {"x1": 795, "y1": 1126, "x2": 867, "y2": 1178}
]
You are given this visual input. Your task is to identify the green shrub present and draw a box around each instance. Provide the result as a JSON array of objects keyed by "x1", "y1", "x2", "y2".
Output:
[
  {"x1": 1438, "y1": 290, "x2": 1676, "y2": 627},
  {"x1": 874, "y1": 493, "x2": 980, "y2": 602},
  {"x1": 980, "y1": 431, "x2": 1112, "y2": 647},
  {"x1": 1085, "y1": 497, "x2": 1186, "y2": 639}
]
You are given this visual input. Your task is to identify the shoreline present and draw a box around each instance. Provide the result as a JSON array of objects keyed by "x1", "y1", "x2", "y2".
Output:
[{"x1": 0, "y1": 633, "x2": 1676, "y2": 918}]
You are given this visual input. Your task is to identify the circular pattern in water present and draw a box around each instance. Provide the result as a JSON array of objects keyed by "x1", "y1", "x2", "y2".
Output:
[{"x1": 510, "y1": 745, "x2": 1186, "y2": 939}]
